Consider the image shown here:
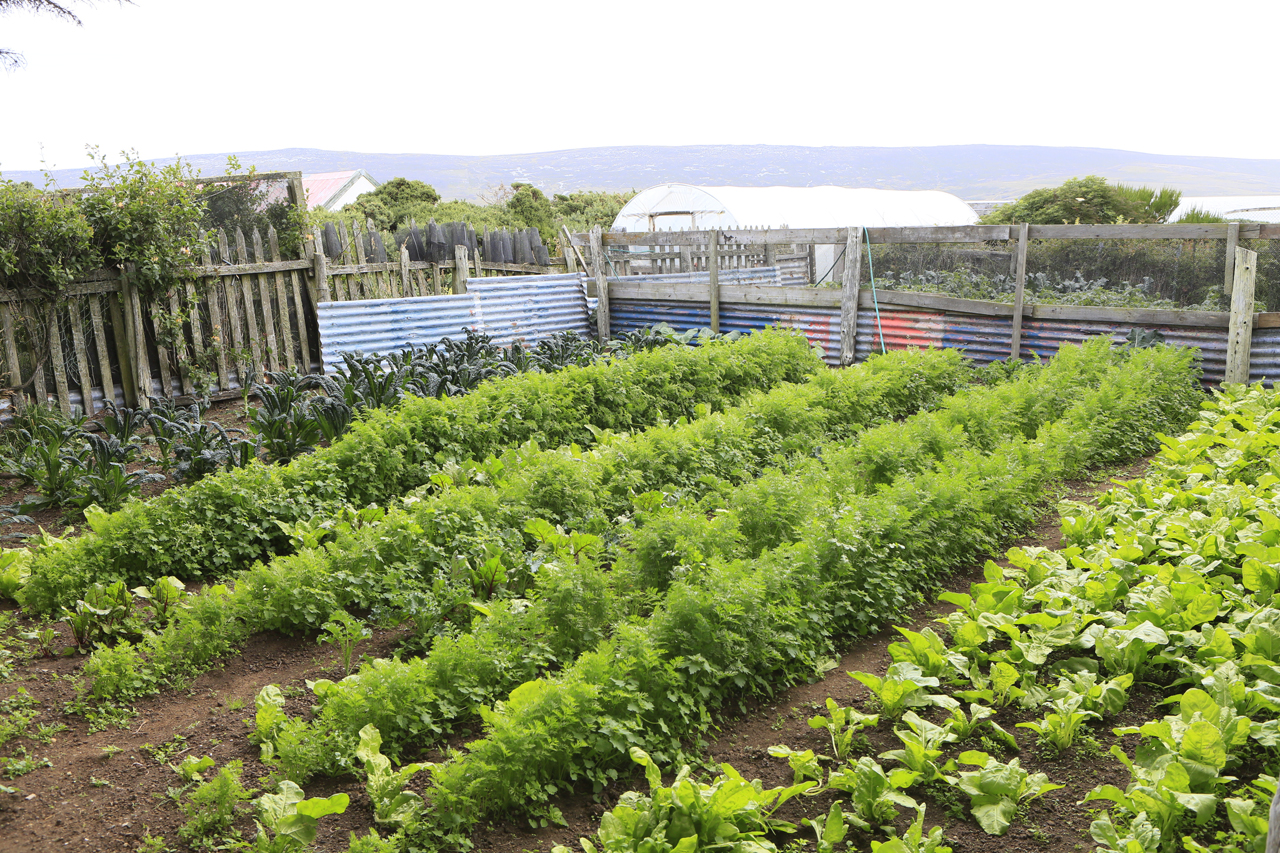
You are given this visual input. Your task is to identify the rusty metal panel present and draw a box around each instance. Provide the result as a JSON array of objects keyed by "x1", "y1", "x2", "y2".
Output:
[
  {"x1": 317, "y1": 273, "x2": 589, "y2": 373},
  {"x1": 854, "y1": 306, "x2": 946, "y2": 363}
]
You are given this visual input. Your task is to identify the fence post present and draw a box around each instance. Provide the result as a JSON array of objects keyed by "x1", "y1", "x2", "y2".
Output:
[
  {"x1": 453, "y1": 246, "x2": 469, "y2": 294},
  {"x1": 313, "y1": 241, "x2": 331, "y2": 303},
  {"x1": 1010, "y1": 223, "x2": 1029, "y2": 361},
  {"x1": 399, "y1": 243, "x2": 411, "y2": 297},
  {"x1": 1225, "y1": 222, "x2": 1240, "y2": 294},
  {"x1": 840, "y1": 227, "x2": 862, "y2": 366},
  {"x1": 709, "y1": 230, "x2": 720, "y2": 333},
  {"x1": 764, "y1": 242, "x2": 776, "y2": 269},
  {"x1": 590, "y1": 226, "x2": 610, "y2": 341},
  {"x1": 0, "y1": 303, "x2": 25, "y2": 410},
  {"x1": 560, "y1": 231, "x2": 577, "y2": 273},
  {"x1": 1224, "y1": 247, "x2": 1258, "y2": 384}
]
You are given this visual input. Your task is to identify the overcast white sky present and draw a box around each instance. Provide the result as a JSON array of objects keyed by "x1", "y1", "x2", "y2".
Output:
[{"x1": 2, "y1": 0, "x2": 1277, "y2": 174}]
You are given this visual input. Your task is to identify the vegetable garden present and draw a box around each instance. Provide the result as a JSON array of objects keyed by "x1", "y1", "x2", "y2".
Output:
[{"x1": 0, "y1": 322, "x2": 1252, "y2": 853}]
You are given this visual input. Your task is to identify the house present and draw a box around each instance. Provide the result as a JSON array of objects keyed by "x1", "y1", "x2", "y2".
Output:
[{"x1": 298, "y1": 170, "x2": 381, "y2": 211}]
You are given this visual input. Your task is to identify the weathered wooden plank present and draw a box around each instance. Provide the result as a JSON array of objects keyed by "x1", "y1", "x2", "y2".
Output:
[
  {"x1": 107, "y1": 292, "x2": 137, "y2": 406},
  {"x1": 1225, "y1": 247, "x2": 1258, "y2": 384},
  {"x1": 590, "y1": 227, "x2": 610, "y2": 341},
  {"x1": 399, "y1": 242, "x2": 412, "y2": 300},
  {"x1": 0, "y1": 278, "x2": 123, "y2": 303},
  {"x1": 352, "y1": 219, "x2": 374, "y2": 299},
  {"x1": 312, "y1": 241, "x2": 331, "y2": 303},
  {"x1": 152, "y1": 298, "x2": 175, "y2": 401},
  {"x1": 268, "y1": 226, "x2": 299, "y2": 371},
  {"x1": 431, "y1": 263, "x2": 441, "y2": 295},
  {"x1": 1225, "y1": 222, "x2": 1240, "y2": 295},
  {"x1": 88, "y1": 296, "x2": 115, "y2": 409},
  {"x1": 453, "y1": 246, "x2": 469, "y2": 295},
  {"x1": 1030, "y1": 302, "x2": 1230, "y2": 327},
  {"x1": 68, "y1": 298, "x2": 96, "y2": 414},
  {"x1": 252, "y1": 229, "x2": 281, "y2": 373},
  {"x1": 1011, "y1": 223, "x2": 1029, "y2": 360},
  {"x1": 122, "y1": 272, "x2": 152, "y2": 408},
  {"x1": 1028, "y1": 224, "x2": 1230, "y2": 240},
  {"x1": 708, "y1": 231, "x2": 720, "y2": 334},
  {"x1": 185, "y1": 259, "x2": 312, "y2": 277},
  {"x1": 234, "y1": 229, "x2": 264, "y2": 382},
  {"x1": 202, "y1": 239, "x2": 230, "y2": 392},
  {"x1": 840, "y1": 227, "x2": 861, "y2": 367},
  {"x1": 0, "y1": 303, "x2": 24, "y2": 408},
  {"x1": 337, "y1": 220, "x2": 358, "y2": 300}
]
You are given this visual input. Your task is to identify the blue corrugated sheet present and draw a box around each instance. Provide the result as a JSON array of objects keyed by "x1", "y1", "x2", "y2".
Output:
[
  {"x1": 605, "y1": 268, "x2": 785, "y2": 288},
  {"x1": 1250, "y1": 327, "x2": 1280, "y2": 385},
  {"x1": 316, "y1": 273, "x2": 589, "y2": 373}
]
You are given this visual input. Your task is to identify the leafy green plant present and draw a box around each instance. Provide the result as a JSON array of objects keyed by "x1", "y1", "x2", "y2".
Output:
[
  {"x1": 869, "y1": 806, "x2": 952, "y2": 853},
  {"x1": 953, "y1": 750, "x2": 1063, "y2": 835},
  {"x1": 554, "y1": 748, "x2": 810, "y2": 853},
  {"x1": 355, "y1": 724, "x2": 428, "y2": 828},
  {"x1": 879, "y1": 711, "x2": 958, "y2": 786},
  {"x1": 1017, "y1": 695, "x2": 1099, "y2": 753},
  {"x1": 178, "y1": 760, "x2": 253, "y2": 848},
  {"x1": 252, "y1": 781, "x2": 348, "y2": 851},
  {"x1": 318, "y1": 610, "x2": 370, "y2": 677},
  {"x1": 826, "y1": 756, "x2": 918, "y2": 833},
  {"x1": 849, "y1": 663, "x2": 951, "y2": 719},
  {"x1": 807, "y1": 697, "x2": 878, "y2": 761}
]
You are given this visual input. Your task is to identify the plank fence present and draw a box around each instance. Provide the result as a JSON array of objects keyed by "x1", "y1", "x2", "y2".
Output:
[{"x1": 572, "y1": 223, "x2": 1280, "y2": 385}]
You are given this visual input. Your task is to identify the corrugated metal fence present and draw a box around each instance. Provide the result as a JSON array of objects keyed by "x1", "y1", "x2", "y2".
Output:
[
  {"x1": 315, "y1": 273, "x2": 589, "y2": 371},
  {"x1": 312, "y1": 269, "x2": 1276, "y2": 387}
]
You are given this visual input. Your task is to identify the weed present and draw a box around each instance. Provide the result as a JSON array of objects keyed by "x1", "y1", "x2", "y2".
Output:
[
  {"x1": 136, "y1": 833, "x2": 169, "y2": 853},
  {"x1": 85, "y1": 703, "x2": 136, "y2": 733},
  {"x1": 922, "y1": 779, "x2": 967, "y2": 822},
  {"x1": 0, "y1": 748, "x2": 51, "y2": 778},
  {"x1": 177, "y1": 760, "x2": 252, "y2": 848},
  {"x1": 141, "y1": 734, "x2": 189, "y2": 764},
  {"x1": 100, "y1": 745, "x2": 123, "y2": 759},
  {"x1": 90, "y1": 776, "x2": 113, "y2": 788},
  {"x1": 228, "y1": 698, "x2": 245, "y2": 712}
]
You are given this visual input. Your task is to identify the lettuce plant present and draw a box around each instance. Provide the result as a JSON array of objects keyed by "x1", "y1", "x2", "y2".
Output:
[
  {"x1": 869, "y1": 806, "x2": 952, "y2": 853},
  {"x1": 1016, "y1": 695, "x2": 1099, "y2": 753},
  {"x1": 849, "y1": 663, "x2": 952, "y2": 720},
  {"x1": 879, "y1": 711, "x2": 958, "y2": 785},
  {"x1": 807, "y1": 697, "x2": 878, "y2": 761},
  {"x1": 826, "y1": 756, "x2": 918, "y2": 833},
  {"x1": 953, "y1": 750, "x2": 1062, "y2": 835},
  {"x1": 356, "y1": 725, "x2": 428, "y2": 828}
]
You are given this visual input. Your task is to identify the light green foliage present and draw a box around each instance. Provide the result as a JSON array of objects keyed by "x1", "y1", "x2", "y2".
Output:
[
  {"x1": 980, "y1": 176, "x2": 1179, "y2": 226},
  {"x1": 318, "y1": 610, "x2": 371, "y2": 677},
  {"x1": 77, "y1": 147, "x2": 205, "y2": 301},
  {"x1": 355, "y1": 724, "x2": 428, "y2": 828},
  {"x1": 1016, "y1": 695, "x2": 1099, "y2": 752},
  {"x1": 178, "y1": 761, "x2": 253, "y2": 847},
  {"x1": 173, "y1": 755, "x2": 215, "y2": 783},
  {"x1": 807, "y1": 697, "x2": 878, "y2": 761},
  {"x1": 556, "y1": 748, "x2": 810, "y2": 853},
  {"x1": 253, "y1": 781, "x2": 348, "y2": 850},
  {"x1": 878, "y1": 711, "x2": 958, "y2": 785},
  {"x1": 849, "y1": 663, "x2": 950, "y2": 719},
  {"x1": 887, "y1": 626, "x2": 967, "y2": 681},
  {"x1": 0, "y1": 550, "x2": 30, "y2": 602},
  {"x1": 826, "y1": 757, "x2": 918, "y2": 833},
  {"x1": 869, "y1": 806, "x2": 952, "y2": 853},
  {"x1": 953, "y1": 751, "x2": 1062, "y2": 835},
  {"x1": 0, "y1": 179, "x2": 97, "y2": 296}
]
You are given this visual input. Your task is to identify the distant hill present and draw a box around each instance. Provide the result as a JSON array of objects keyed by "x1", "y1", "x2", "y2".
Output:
[{"x1": 9, "y1": 144, "x2": 1280, "y2": 203}]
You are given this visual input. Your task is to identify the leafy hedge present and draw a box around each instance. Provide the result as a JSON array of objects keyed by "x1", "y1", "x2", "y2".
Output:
[
  {"x1": 411, "y1": 341, "x2": 1201, "y2": 831},
  {"x1": 81, "y1": 347, "x2": 975, "y2": 701},
  {"x1": 22, "y1": 330, "x2": 819, "y2": 614},
  {"x1": 252, "y1": 339, "x2": 1198, "y2": 796}
]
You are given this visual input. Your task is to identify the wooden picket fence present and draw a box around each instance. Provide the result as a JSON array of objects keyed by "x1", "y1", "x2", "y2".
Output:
[{"x1": 1, "y1": 219, "x2": 576, "y2": 415}]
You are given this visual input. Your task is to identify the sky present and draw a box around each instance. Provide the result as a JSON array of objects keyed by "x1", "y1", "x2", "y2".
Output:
[{"x1": 2, "y1": 0, "x2": 1278, "y2": 174}]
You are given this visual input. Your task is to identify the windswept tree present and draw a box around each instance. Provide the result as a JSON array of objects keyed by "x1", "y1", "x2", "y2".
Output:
[{"x1": 1, "y1": 1, "x2": 130, "y2": 70}]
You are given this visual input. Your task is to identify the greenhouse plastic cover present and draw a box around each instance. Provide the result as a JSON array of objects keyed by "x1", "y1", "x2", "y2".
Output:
[
  {"x1": 1173, "y1": 196, "x2": 1280, "y2": 224},
  {"x1": 612, "y1": 184, "x2": 979, "y2": 231}
]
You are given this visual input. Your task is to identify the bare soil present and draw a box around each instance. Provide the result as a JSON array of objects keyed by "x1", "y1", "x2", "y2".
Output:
[{"x1": 0, "y1": 459, "x2": 1150, "y2": 853}]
